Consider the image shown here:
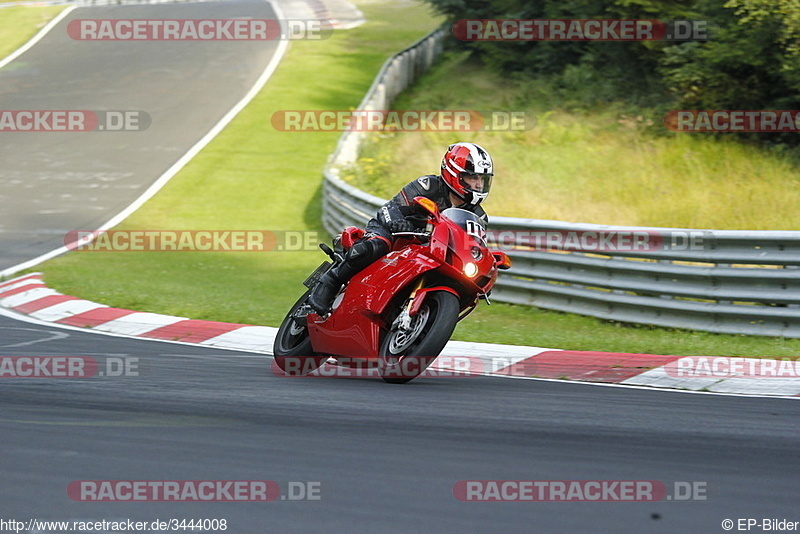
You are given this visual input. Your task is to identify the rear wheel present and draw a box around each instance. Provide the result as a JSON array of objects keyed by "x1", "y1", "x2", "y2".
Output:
[
  {"x1": 273, "y1": 291, "x2": 326, "y2": 375},
  {"x1": 378, "y1": 291, "x2": 460, "y2": 384}
]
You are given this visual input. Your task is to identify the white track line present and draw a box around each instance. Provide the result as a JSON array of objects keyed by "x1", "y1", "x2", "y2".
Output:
[
  {"x1": 2, "y1": 10, "x2": 796, "y2": 400},
  {"x1": 0, "y1": 0, "x2": 289, "y2": 280},
  {"x1": 2, "y1": 291, "x2": 797, "y2": 399},
  {"x1": 0, "y1": 5, "x2": 77, "y2": 70},
  {"x1": 0, "y1": 301, "x2": 266, "y2": 351}
]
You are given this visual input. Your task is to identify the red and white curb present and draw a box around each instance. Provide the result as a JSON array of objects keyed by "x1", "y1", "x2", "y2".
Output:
[
  {"x1": 1, "y1": 273, "x2": 798, "y2": 397},
  {"x1": 0, "y1": 273, "x2": 278, "y2": 352}
]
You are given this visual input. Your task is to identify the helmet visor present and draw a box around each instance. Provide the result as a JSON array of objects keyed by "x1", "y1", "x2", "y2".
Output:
[{"x1": 459, "y1": 172, "x2": 492, "y2": 195}]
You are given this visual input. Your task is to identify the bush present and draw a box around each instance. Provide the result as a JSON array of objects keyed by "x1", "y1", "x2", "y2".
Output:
[{"x1": 424, "y1": 0, "x2": 800, "y2": 148}]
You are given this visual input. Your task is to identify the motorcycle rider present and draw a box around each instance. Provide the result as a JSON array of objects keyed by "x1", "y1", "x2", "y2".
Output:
[{"x1": 307, "y1": 142, "x2": 494, "y2": 315}]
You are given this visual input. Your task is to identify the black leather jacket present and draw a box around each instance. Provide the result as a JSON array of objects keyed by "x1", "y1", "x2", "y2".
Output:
[{"x1": 368, "y1": 175, "x2": 488, "y2": 237}]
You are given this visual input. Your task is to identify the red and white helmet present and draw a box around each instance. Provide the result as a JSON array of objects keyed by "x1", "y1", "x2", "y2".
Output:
[{"x1": 440, "y1": 142, "x2": 494, "y2": 206}]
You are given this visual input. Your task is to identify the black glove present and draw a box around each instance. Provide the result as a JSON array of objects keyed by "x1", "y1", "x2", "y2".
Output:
[{"x1": 389, "y1": 218, "x2": 415, "y2": 233}]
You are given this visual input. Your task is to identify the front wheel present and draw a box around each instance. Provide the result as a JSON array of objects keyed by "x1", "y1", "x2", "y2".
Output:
[
  {"x1": 378, "y1": 291, "x2": 460, "y2": 384},
  {"x1": 273, "y1": 291, "x2": 327, "y2": 375}
]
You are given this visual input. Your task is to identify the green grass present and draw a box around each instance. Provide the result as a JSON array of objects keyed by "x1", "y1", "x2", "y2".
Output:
[
  {"x1": 35, "y1": 0, "x2": 445, "y2": 326},
  {"x1": 24, "y1": 1, "x2": 800, "y2": 357},
  {"x1": 0, "y1": 6, "x2": 66, "y2": 60},
  {"x1": 339, "y1": 48, "x2": 800, "y2": 356},
  {"x1": 345, "y1": 52, "x2": 800, "y2": 230},
  {"x1": 452, "y1": 303, "x2": 800, "y2": 358}
]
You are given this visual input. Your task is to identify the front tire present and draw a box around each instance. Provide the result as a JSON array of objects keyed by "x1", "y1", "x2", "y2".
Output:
[
  {"x1": 273, "y1": 291, "x2": 326, "y2": 375},
  {"x1": 378, "y1": 291, "x2": 460, "y2": 384}
]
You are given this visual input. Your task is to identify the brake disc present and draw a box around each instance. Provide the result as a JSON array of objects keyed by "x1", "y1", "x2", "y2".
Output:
[{"x1": 388, "y1": 306, "x2": 430, "y2": 354}]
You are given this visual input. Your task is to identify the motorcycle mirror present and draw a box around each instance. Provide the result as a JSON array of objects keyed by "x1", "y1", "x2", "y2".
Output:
[
  {"x1": 413, "y1": 196, "x2": 439, "y2": 216},
  {"x1": 492, "y1": 251, "x2": 512, "y2": 270}
]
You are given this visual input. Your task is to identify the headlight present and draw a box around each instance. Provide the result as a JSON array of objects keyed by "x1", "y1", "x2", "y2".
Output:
[
  {"x1": 463, "y1": 262, "x2": 479, "y2": 278},
  {"x1": 471, "y1": 246, "x2": 483, "y2": 260}
]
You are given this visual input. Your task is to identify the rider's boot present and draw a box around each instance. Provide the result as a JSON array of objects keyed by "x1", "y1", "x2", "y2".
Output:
[
  {"x1": 307, "y1": 262, "x2": 357, "y2": 315},
  {"x1": 307, "y1": 237, "x2": 390, "y2": 315}
]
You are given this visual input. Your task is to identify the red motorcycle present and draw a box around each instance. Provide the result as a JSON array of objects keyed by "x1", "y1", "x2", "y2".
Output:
[{"x1": 272, "y1": 196, "x2": 511, "y2": 384}]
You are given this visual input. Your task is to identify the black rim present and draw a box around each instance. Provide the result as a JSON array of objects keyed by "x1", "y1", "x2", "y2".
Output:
[{"x1": 277, "y1": 300, "x2": 310, "y2": 352}]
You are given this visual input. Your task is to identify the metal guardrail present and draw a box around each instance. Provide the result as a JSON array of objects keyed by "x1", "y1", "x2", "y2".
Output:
[
  {"x1": 322, "y1": 28, "x2": 444, "y2": 234},
  {"x1": 321, "y1": 29, "x2": 800, "y2": 338}
]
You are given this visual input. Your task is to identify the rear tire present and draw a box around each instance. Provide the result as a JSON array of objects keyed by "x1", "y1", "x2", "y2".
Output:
[
  {"x1": 378, "y1": 291, "x2": 460, "y2": 384},
  {"x1": 273, "y1": 291, "x2": 326, "y2": 375}
]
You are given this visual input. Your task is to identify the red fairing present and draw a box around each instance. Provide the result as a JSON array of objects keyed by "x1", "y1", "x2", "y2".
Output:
[
  {"x1": 304, "y1": 196, "x2": 504, "y2": 363},
  {"x1": 307, "y1": 246, "x2": 440, "y2": 359}
]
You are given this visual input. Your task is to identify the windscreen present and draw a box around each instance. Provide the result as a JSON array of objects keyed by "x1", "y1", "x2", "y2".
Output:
[{"x1": 441, "y1": 207, "x2": 487, "y2": 246}]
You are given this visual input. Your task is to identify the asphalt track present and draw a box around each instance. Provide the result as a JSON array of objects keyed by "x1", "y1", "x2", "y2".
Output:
[
  {"x1": 1, "y1": 2, "x2": 799, "y2": 533},
  {"x1": 0, "y1": 313, "x2": 798, "y2": 533},
  {"x1": 0, "y1": 0, "x2": 280, "y2": 270}
]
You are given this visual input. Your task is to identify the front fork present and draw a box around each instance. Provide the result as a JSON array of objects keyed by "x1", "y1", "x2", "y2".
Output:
[
  {"x1": 394, "y1": 279, "x2": 470, "y2": 331},
  {"x1": 394, "y1": 278, "x2": 426, "y2": 332}
]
